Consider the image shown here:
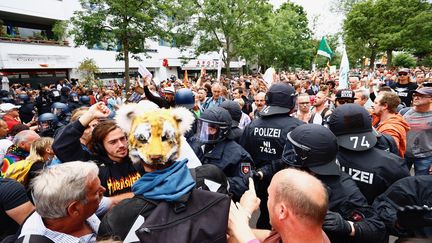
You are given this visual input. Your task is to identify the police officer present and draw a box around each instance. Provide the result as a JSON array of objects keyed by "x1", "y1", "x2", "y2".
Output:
[
  {"x1": 328, "y1": 104, "x2": 410, "y2": 204},
  {"x1": 239, "y1": 83, "x2": 304, "y2": 229},
  {"x1": 37, "y1": 112, "x2": 60, "y2": 137},
  {"x1": 373, "y1": 175, "x2": 432, "y2": 238},
  {"x1": 283, "y1": 124, "x2": 387, "y2": 243},
  {"x1": 35, "y1": 87, "x2": 53, "y2": 115},
  {"x1": 16, "y1": 93, "x2": 35, "y2": 124},
  {"x1": 175, "y1": 88, "x2": 197, "y2": 141},
  {"x1": 67, "y1": 92, "x2": 81, "y2": 112},
  {"x1": 59, "y1": 86, "x2": 70, "y2": 103},
  {"x1": 51, "y1": 102, "x2": 71, "y2": 126},
  {"x1": 79, "y1": 95, "x2": 91, "y2": 107},
  {"x1": 192, "y1": 107, "x2": 253, "y2": 201},
  {"x1": 220, "y1": 100, "x2": 243, "y2": 143}
]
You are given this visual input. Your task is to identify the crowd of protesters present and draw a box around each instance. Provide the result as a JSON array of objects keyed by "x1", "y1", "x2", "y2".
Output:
[{"x1": 0, "y1": 65, "x2": 431, "y2": 243}]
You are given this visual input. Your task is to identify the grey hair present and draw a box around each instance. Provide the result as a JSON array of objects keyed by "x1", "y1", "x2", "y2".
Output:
[
  {"x1": 31, "y1": 161, "x2": 99, "y2": 219},
  {"x1": 355, "y1": 89, "x2": 370, "y2": 100},
  {"x1": 12, "y1": 130, "x2": 39, "y2": 145}
]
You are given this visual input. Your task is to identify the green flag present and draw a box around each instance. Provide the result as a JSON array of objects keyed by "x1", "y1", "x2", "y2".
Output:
[{"x1": 317, "y1": 37, "x2": 333, "y2": 59}]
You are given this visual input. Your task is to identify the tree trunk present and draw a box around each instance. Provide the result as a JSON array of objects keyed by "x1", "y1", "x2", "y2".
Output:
[
  {"x1": 124, "y1": 38, "x2": 130, "y2": 91},
  {"x1": 369, "y1": 48, "x2": 377, "y2": 69},
  {"x1": 386, "y1": 49, "x2": 393, "y2": 68}
]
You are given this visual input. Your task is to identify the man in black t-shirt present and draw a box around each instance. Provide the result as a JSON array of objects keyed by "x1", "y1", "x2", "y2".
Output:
[
  {"x1": 390, "y1": 68, "x2": 418, "y2": 107},
  {"x1": 0, "y1": 178, "x2": 34, "y2": 241}
]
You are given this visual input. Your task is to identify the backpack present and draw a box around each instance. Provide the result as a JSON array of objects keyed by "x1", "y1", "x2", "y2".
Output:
[
  {"x1": 135, "y1": 189, "x2": 230, "y2": 243},
  {"x1": 3, "y1": 159, "x2": 33, "y2": 186}
]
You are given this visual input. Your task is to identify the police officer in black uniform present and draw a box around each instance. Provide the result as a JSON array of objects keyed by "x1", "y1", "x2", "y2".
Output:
[
  {"x1": 283, "y1": 124, "x2": 387, "y2": 243},
  {"x1": 175, "y1": 88, "x2": 197, "y2": 141},
  {"x1": 191, "y1": 107, "x2": 253, "y2": 201},
  {"x1": 328, "y1": 104, "x2": 410, "y2": 204},
  {"x1": 239, "y1": 83, "x2": 304, "y2": 229},
  {"x1": 34, "y1": 87, "x2": 53, "y2": 115},
  {"x1": 373, "y1": 175, "x2": 432, "y2": 238},
  {"x1": 16, "y1": 93, "x2": 35, "y2": 124},
  {"x1": 67, "y1": 92, "x2": 81, "y2": 112},
  {"x1": 220, "y1": 100, "x2": 243, "y2": 143}
]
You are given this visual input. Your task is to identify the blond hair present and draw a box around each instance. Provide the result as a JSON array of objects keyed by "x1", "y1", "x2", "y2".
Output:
[{"x1": 26, "y1": 137, "x2": 54, "y2": 163}]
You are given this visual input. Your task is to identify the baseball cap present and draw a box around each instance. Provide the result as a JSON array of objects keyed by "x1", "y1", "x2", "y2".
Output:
[
  {"x1": 163, "y1": 86, "x2": 175, "y2": 94},
  {"x1": 335, "y1": 89, "x2": 356, "y2": 100},
  {"x1": 220, "y1": 100, "x2": 241, "y2": 127},
  {"x1": 412, "y1": 87, "x2": 432, "y2": 96},
  {"x1": 286, "y1": 124, "x2": 340, "y2": 176},
  {"x1": 0, "y1": 103, "x2": 20, "y2": 112},
  {"x1": 260, "y1": 83, "x2": 296, "y2": 117},
  {"x1": 328, "y1": 104, "x2": 377, "y2": 151},
  {"x1": 398, "y1": 68, "x2": 409, "y2": 74}
]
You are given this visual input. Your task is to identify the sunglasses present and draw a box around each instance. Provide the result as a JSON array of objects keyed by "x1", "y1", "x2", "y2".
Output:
[
  {"x1": 398, "y1": 73, "x2": 408, "y2": 76},
  {"x1": 337, "y1": 99, "x2": 354, "y2": 105},
  {"x1": 299, "y1": 102, "x2": 310, "y2": 105},
  {"x1": 413, "y1": 93, "x2": 431, "y2": 98}
]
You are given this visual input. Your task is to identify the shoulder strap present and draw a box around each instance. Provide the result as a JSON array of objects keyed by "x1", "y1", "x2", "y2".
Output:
[{"x1": 16, "y1": 235, "x2": 54, "y2": 243}]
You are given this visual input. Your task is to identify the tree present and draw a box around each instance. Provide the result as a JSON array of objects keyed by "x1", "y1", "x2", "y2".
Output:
[
  {"x1": 70, "y1": 0, "x2": 190, "y2": 90},
  {"x1": 78, "y1": 58, "x2": 100, "y2": 87},
  {"x1": 394, "y1": 52, "x2": 416, "y2": 68},
  {"x1": 343, "y1": 0, "x2": 380, "y2": 69},
  {"x1": 192, "y1": 0, "x2": 272, "y2": 77},
  {"x1": 375, "y1": 0, "x2": 432, "y2": 67},
  {"x1": 330, "y1": 0, "x2": 364, "y2": 15}
]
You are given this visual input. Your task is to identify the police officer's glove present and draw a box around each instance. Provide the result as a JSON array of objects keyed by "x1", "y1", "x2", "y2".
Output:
[
  {"x1": 323, "y1": 211, "x2": 352, "y2": 236},
  {"x1": 396, "y1": 205, "x2": 432, "y2": 229},
  {"x1": 252, "y1": 170, "x2": 264, "y2": 181}
]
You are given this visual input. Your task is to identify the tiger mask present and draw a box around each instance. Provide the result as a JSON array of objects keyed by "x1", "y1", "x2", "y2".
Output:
[{"x1": 116, "y1": 102, "x2": 195, "y2": 170}]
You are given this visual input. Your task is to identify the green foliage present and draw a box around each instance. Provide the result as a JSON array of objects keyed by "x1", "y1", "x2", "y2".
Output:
[
  {"x1": 234, "y1": 2, "x2": 313, "y2": 70},
  {"x1": 70, "y1": 0, "x2": 191, "y2": 89},
  {"x1": 52, "y1": 20, "x2": 68, "y2": 41},
  {"x1": 192, "y1": 0, "x2": 272, "y2": 76},
  {"x1": 330, "y1": 0, "x2": 364, "y2": 15},
  {"x1": 343, "y1": 0, "x2": 432, "y2": 68},
  {"x1": 78, "y1": 58, "x2": 100, "y2": 87},
  {"x1": 394, "y1": 53, "x2": 416, "y2": 68}
]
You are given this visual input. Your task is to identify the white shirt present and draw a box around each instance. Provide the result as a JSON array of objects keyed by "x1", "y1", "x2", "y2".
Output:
[{"x1": 19, "y1": 211, "x2": 100, "y2": 243}]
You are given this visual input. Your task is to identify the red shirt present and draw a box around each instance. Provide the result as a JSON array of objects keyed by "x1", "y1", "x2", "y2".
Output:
[{"x1": 2, "y1": 115, "x2": 21, "y2": 131}]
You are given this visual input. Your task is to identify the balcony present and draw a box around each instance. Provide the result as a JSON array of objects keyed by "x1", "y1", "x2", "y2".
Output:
[{"x1": 0, "y1": 36, "x2": 69, "y2": 46}]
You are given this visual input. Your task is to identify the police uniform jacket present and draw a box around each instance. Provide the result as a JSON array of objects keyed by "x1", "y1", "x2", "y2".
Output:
[
  {"x1": 337, "y1": 147, "x2": 410, "y2": 205},
  {"x1": 52, "y1": 120, "x2": 141, "y2": 197},
  {"x1": 318, "y1": 173, "x2": 387, "y2": 243},
  {"x1": 192, "y1": 139, "x2": 253, "y2": 201},
  {"x1": 19, "y1": 103, "x2": 34, "y2": 124},
  {"x1": 239, "y1": 114, "x2": 304, "y2": 169},
  {"x1": 373, "y1": 175, "x2": 432, "y2": 238}
]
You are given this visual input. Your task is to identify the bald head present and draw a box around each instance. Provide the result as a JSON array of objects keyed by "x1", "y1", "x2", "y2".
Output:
[{"x1": 271, "y1": 168, "x2": 328, "y2": 225}]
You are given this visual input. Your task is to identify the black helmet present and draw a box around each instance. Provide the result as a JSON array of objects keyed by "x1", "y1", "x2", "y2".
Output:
[
  {"x1": 175, "y1": 88, "x2": 195, "y2": 109},
  {"x1": 60, "y1": 86, "x2": 70, "y2": 95},
  {"x1": 16, "y1": 93, "x2": 29, "y2": 105},
  {"x1": 51, "y1": 102, "x2": 70, "y2": 119},
  {"x1": 283, "y1": 124, "x2": 340, "y2": 176},
  {"x1": 220, "y1": 100, "x2": 242, "y2": 127},
  {"x1": 260, "y1": 83, "x2": 296, "y2": 117},
  {"x1": 38, "y1": 112, "x2": 59, "y2": 133},
  {"x1": 80, "y1": 95, "x2": 90, "y2": 105},
  {"x1": 68, "y1": 92, "x2": 79, "y2": 103},
  {"x1": 196, "y1": 107, "x2": 232, "y2": 144},
  {"x1": 49, "y1": 89, "x2": 61, "y2": 102}
]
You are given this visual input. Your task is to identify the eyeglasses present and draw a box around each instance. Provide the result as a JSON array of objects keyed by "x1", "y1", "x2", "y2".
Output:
[
  {"x1": 337, "y1": 99, "x2": 354, "y2": 105},
  {"x1": 299, "y1": 102, "x2": 310, "y2": 105},
  {"x1": 398, "y1": 73, "x2": 408, "y2": 76}
]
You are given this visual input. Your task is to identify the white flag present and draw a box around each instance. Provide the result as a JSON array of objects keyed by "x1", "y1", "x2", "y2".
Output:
[
  {"x1": 263, "y1": 67, "x2": 276, "y2": 87},
  {"x1": 217, "y1": 48, "x2": 223, "y2": 82},
  {"x1": 339, "y1": 47, "x2": 349, "y2": 89},
  {"x1": 138, "y1": 63, "x2": 152, "y2": 79}
]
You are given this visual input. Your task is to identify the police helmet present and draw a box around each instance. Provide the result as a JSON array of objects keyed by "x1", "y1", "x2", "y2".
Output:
[
  {"x1": 175, "y1": 88, "x2": 195, "y2": 109},
  {"x1": 69, "y1": 92, "x2": 79, "y2": 103},
  {"x1": 49, "y1": 89, "x2": 61, "y2": 102},
  {"x1": 37, "y1": 113, "x2": 59, "y2": 133},
  {"x1": 16, "y1": 93, "x2": 30, "y2": 105},
  {"x1": 51, "y1": 102, "x2": 70, "y2": 118},
  {"x1": 79, "y1": 95, "x2": 91, "y2": 105},
  {"x1": 60, "y1": 86, "x2": 71, "y2": 95},
  {"x1": 196, "y1": 107, "x2": 232, "y2": 144},
  {"x1": 260, "y1": 83, "x2": 296, "y2": 117},
  {"x1": 283, "y1": 124, "x2": 340, "y2": 176}
]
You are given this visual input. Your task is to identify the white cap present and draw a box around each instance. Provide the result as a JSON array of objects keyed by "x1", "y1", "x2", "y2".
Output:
[{"x1": 0, "y1": 103, "x2": 20, "y2": 112}]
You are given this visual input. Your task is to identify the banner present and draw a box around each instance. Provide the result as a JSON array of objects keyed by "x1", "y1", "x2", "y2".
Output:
[{"x1": 317, "y1": 37, "x2": 333, "y2": 59}]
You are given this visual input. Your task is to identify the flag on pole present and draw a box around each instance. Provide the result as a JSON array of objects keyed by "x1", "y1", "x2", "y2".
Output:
[
  {"x1": 138, "y1": 63, "x2": 152, "y2": 79},
  {"x1": 216, "y1": 48, "x2": 223, "y2": 82},
  {"x1": 184, "y1": 69, "x2": 189, "y2": 88},
  {"x1": 338, "y1": 47, "x2": 350, "y2": 89},
  {"x1": 317, "y1": 37, "x2": 333, "y2": 59}
]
